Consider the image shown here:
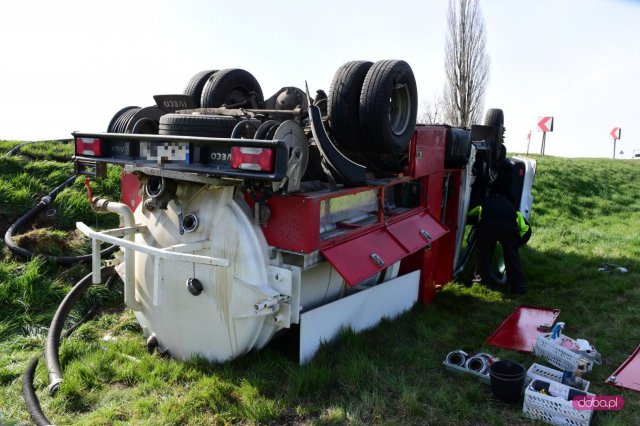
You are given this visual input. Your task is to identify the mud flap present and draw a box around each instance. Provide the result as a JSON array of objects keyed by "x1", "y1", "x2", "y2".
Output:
[
  {"x1": 308, "y1": 104, "x2": 367, "y2": 186},
  {"x1": 299, "y1": 270, "x2": 420, "y2": 364}
]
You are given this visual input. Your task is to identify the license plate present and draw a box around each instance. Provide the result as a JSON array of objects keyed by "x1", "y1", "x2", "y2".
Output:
[{"x1": 140, "y1": 142, "x2": 189, "y2": 162}]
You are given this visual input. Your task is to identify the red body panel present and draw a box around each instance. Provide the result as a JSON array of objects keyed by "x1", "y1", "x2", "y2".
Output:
[
  {"x1": 409, "y1": 126, "x2": 446, "y2": 178},
  {"x1": 608, "y1": 344, "x2": 640, "y2": 392},
  {"x1": 420, "y1": 241, "x2": 439, "y2": 303},
  {"x1": 259, "y1": 184, "x2": 384, "y2": 253},
  {"x1": 121, "y1": 172, "x2": 142, "y2": 212},
  {"x1": 252, "y1": 126, "x2": 459, "y2": 300},
  {"x1": 259, "y1": 193, "x2": 319, "y2": 253},
  {"x1": 425, "y1": 172, "x2": 444, "y2": 221},
  {"x1": 486, "y1": 305, "x2": 561, "y2": 352},
  {"x1": 387, "y1": 211, "x2": 447, "y2": 253},
  {"x1": 321, "y1": 227, "x2": 408, "y2": 285}
]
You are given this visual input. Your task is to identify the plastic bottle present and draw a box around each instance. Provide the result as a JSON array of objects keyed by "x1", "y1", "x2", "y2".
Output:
[{"x1": 550, "y1": 322, "x2": 565, "y2": 342}]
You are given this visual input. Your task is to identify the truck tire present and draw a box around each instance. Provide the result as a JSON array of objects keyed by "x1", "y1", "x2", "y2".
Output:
[
  {"x1": 127, "y1": 106, "x2": 164, "y2": 134},
  {"x1": 184, "y1": 70, "x2": 218, "y2": 107},
  {"x1": 484, "y1": 108, "x2": 505, "y2": 165},
  {"x1": 107, "y1": 106, "x2": 139, "y2": 133},
  {"x1": 200, "y1": 68, "x2": 264, "y2": 109},
  {"x1": 114, "y1": 107, "x2": 142, "y2": 134},
  {"x1": 159, "y1": 114, "x2": 238, "y2": 138},
  {"x1": 231, "y1": 119, "x2": 260, "y2": 139},
  {"x1": 328, "y1": 60, "x2": 373, "y2": 152},
  {"x1": 480, "y1": 108, "x2": 505, "y2": 184},
  {"x1": 255, "y1": 120, "x2": 280, "y2": 140},
  {"x1": 445, "y1": 128, "x2": 472, "y2": 168},
  {"x1": 359, "y1": 60, "x2": 417, "y2": 155},
  {"x1": 131, "y1": 118, "x2": 159, "y2": 134}
]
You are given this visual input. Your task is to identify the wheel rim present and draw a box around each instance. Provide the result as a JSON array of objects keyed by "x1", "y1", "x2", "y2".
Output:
[
  {"x1": 225, "y1": 88, "x2": 250, "y2": 107},
  {"x1": 389, "y1": 84, "x2": 411, "y2": 136}
]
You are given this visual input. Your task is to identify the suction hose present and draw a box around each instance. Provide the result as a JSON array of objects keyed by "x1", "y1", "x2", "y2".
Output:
[
  {"x1": 23, "y1": 268, "x2": 117, "y2": 426},
  {"x1": 46, "y1": 267, "x2": 115, "y2": 394},
  {"x1": 4, "y1": 175, "x2": 118, "y2": 265},
  {"x1": 22, "y1": 356, "x2": 52, "y2": 426}
]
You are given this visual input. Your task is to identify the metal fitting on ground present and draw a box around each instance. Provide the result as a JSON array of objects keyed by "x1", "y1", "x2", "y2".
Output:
[{"x1": 445, "y1": 350, "x2": 468, "y2": 367}]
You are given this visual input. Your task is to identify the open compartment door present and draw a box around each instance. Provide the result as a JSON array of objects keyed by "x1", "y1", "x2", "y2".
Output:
[
  {"x1": 321, "y1": 212, "x2": 448, "y2": 286},
  {"x1": 607, "y1": 344, "x2": 640, "y2": 392}
]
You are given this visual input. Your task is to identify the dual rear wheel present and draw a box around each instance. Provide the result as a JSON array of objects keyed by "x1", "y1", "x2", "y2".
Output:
[{"x1": 328, "y1": 59, "x2": 418, "y2": 171}]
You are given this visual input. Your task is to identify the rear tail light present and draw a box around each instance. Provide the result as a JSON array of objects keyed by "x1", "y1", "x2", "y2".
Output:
[
  {"x1": 75, "y1": 138, "x2": 103, "y2": 156},
  {"x1": 230, "y1": 147, "x2": 274, "y2": 172}
]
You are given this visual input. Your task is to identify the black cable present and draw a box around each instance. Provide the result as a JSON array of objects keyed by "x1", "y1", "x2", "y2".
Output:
[
  {"x1": 4, "y1": 175, "x2": 118, "y2": 265},
  {"x1": 23, "y1": 267, "x2": 117, "y2": 426}
]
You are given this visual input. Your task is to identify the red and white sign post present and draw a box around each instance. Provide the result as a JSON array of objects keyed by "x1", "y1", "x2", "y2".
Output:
[
  {"x1": 611, "y1": 127, "x2": 621, "y2": 159},
  {"x1": 537, "y1": 116, "x2": 554, "y2": 155},
  {"x1": 526, "y1": 130, "x2": 532, "y2": 155}
]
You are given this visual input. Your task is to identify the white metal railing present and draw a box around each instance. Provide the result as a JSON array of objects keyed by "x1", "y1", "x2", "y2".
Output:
[{"x1": 77, "y1": 222, "x2": 230, "y2": 309}]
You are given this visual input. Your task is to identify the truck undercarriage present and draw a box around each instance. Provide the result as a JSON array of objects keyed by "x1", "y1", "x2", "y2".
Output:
[{"x1": 67, "y1": 61, "x2": 535, "y2": 364}]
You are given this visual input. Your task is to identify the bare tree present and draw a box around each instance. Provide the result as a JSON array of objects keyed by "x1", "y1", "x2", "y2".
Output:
[
  {"x1": 419, "y1": 91, "x2": 445, "y2": 124},
  {"x1": 443, "y1": 0, "x2": 490, "y2": 128}
]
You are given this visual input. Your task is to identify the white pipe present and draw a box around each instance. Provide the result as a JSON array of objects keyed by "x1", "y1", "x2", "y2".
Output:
[{"x1": 93, "y1": 199, "x2": 142, "y2": 311}]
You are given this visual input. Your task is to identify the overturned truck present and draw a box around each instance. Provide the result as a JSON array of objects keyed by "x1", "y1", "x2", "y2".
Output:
[{"x1": 73, "y1": 60, "x2": 535, "y2": 364}]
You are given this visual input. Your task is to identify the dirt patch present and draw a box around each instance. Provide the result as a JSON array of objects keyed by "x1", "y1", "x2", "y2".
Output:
[{"x1": 13, "y1": 227, "x2": 86, "y2": 256}]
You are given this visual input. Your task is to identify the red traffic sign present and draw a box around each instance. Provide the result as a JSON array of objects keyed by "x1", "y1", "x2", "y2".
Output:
[
  {"x1": 537, "y1": 116, "x2": 554, "y2": 132},
  {"x1": 610, "y1": 127, "x2": 621, "y2": 140}
]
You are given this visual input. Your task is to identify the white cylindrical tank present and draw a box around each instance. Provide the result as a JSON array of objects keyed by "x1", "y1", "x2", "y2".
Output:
[
  {"x1": 117, "y1": 177, "x2": 355, "y2": 362},
  {"x1": 126, "y1": 181, "x2": 282, "y2": 361}
]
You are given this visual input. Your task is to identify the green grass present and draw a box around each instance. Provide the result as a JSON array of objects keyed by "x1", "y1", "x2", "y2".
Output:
[{"x1": 0, "y1": 146, "x2": 639, "y2": 425}]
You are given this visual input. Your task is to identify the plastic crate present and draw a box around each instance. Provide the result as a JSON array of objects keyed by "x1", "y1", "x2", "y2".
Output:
[
  {"x1": 523, "y1": 381, "x2": 594, "y2": 426},
  {"x1": 525, "y1": 363, "x2": 590, "y2": 392},
  {"x1": 533, "y1": 333, "x2": 600, "y2": 372}
]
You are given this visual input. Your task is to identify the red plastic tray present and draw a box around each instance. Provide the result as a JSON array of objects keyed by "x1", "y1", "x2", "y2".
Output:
[
  {"x1": 486, "y1": 305, "x2": 560, "y2": 352},
  {"x1": 607, "y1": 344, "x2": 640, "y2": 392}
]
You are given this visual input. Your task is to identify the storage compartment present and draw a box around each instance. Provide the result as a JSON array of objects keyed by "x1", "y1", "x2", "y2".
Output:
[{"x1": 409, "y1": 126, "x2": 446, "y2": 178}]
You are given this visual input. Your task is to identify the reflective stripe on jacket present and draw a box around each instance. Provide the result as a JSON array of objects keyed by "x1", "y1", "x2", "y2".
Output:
[{"x1": 468, "y1": 205, "x2": 530, "y2": 238}]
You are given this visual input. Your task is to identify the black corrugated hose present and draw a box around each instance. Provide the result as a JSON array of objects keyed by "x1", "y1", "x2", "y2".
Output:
[
  {"x1": 22, "y1": 267, "x2": 117, "y2": 426},
  {"x1": 3, "y1": 175, "x2": 118, "y2": 265},
  {"x1": 6, "y1": 139, "x2": 120, "y2": 424}
]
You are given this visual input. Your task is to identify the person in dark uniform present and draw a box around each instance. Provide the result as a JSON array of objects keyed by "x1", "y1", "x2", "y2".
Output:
[{"x1": 468, "y1": 190, "x2": 531, "y2": 294}]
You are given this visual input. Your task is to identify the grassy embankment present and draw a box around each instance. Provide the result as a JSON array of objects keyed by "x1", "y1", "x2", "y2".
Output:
[{"x1": 0, "y1": 140, "x2": 638, "y2": 425}]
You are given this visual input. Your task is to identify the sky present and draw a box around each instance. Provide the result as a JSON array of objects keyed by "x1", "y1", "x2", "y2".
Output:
[{"x1": 1, "y1": 0, "x2": 639, "y2": 159}]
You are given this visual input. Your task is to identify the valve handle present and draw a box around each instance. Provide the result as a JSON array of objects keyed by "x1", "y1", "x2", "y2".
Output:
[{"x1": 84, "y1": 178, "x2": 94, "y2": 203}]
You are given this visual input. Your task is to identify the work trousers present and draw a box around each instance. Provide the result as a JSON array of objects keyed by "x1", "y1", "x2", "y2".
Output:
[{"x1": 476, "y1": 219, "x2": 525, "y2": 292}]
